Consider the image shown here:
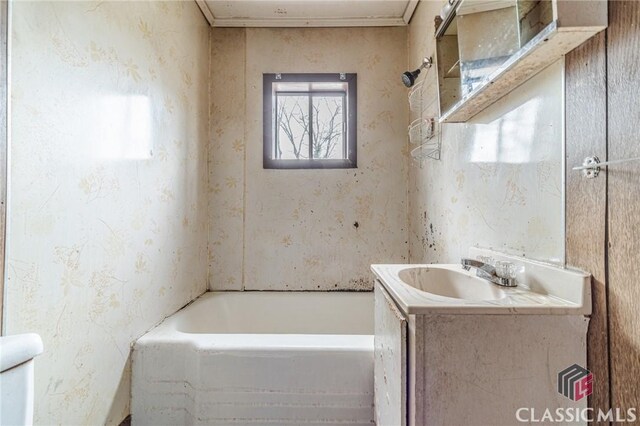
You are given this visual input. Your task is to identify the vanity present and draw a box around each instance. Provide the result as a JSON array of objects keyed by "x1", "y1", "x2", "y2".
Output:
[{"x1": 372, "y1": 248, "x2": 592, "y2": 426}]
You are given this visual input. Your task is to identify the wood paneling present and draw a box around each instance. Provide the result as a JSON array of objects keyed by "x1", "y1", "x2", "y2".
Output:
[
  {"x1": 0, "y1": 0, "x2": 8, "y2": 334},
  {"x1": 607, "y1": 0, "x2": 640, "y2": 416},
  {"x1": 565, "y1": 31, "x2": 609, "y2": 420}
]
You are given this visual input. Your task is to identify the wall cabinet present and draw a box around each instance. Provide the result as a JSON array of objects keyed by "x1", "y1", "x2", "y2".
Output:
[{"x1": 436, "y1": 0, "x2": 607, "y2": 122}]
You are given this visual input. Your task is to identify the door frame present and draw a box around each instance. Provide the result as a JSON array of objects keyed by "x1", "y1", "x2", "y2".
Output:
[{"x1": 0, "y1": 0, "x2": 9, "y2": 335}]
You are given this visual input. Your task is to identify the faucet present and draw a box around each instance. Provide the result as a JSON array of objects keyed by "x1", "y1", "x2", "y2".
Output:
[{"x1": 461, "y1": 258, "x2": 517, "y2": 287}]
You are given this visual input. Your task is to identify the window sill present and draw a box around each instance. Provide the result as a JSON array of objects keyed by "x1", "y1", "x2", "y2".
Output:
[{"x1": 263, "y1": 158, "x2": 357, "y2": 170}]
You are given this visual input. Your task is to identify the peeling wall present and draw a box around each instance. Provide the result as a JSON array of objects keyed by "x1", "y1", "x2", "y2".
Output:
[
  {"x1": 5, "y1": 2, "x2": 209, "y2": 424},
  {"x1": 209, "y1": 27, "x2": 409, "y2": 291},
  {"x1": 407, "y1": 1, "x2": 565, "y2": 265}
]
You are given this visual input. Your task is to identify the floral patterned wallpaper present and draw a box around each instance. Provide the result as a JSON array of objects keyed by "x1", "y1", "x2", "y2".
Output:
[
  {"x1": 209, "y1": 27, "x2": 410, "y2": 291},
  {"x1": 407, "y1": 1, "x2": 565, "y2": 265},
  {"x1": 4, "y1": 1, "x2": 565, "y2": 423},
  {"x1": 6, "y1": 2, "x2": 209, "y2": 424}
]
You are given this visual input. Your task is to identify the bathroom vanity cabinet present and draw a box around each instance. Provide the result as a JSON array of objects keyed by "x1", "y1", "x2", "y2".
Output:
[
  {"x1": 374, "y1": 282, "x2": 408, "y2": 426},
  {"x1": 375, "y1": 282, "x2": 589, "y2": 425},
  {"x1": 372, "y1": 250, "x2": 592, "y2": 426}
]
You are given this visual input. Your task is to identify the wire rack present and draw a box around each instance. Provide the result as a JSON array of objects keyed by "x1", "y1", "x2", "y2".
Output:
[
  {"x1": 407, "y1": 59, "x2": 442, "y2": 165},
  {"x1": 408, "y1": 81, "x2": 424, "y2": 114},
  {"x1": 408, "y1": 118, "x2": 435, "y2": 144}
]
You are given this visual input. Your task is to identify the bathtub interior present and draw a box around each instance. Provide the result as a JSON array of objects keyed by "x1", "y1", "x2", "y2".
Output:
[
  {"x1": 171, "y1": 291, "x2": 374, "y2": 335},
  {"x1": 132, "y1": 291, "x2": 376, "y2": 425}
]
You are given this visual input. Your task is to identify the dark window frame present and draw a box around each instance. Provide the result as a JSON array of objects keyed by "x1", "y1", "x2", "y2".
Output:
[{"x1": 263, "y1": 73, "x2": 357, "y2": 169}]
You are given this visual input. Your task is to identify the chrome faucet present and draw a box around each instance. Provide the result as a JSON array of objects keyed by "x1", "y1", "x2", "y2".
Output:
[{"x1": 461, "y1": 258, "x2": 517, "y2": 287}]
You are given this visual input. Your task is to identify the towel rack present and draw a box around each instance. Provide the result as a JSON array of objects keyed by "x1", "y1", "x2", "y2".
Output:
[{"x1": 573, "y1": 155, "x2": 640, "y2": 178}]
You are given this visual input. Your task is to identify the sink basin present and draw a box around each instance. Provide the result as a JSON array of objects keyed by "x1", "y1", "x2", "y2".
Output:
[
  {"x1": 397, "y1": 266, "x2": 506, "y2": 301},
  {"x1": 372, "y1": 248, "x2": 591, "y2": 315}
]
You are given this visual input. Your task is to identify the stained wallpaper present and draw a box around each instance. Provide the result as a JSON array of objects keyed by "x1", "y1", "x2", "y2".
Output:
[
  {"x1": 6, "y1": 1, "x2": 209, "y2": 424},
  {"x1": 209, "y1": 27, "x2": 410, "y2": 291},
  {"x1": 407, "y1": 1, "x2": 565, "y2": 265},
  {"x1": 4, "y1": 1, "x2": 566, "y2": 424}
]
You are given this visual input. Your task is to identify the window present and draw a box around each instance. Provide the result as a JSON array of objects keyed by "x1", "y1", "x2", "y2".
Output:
[{"x1": 263, "y1": 73, "x2": 357, "y2": 169}]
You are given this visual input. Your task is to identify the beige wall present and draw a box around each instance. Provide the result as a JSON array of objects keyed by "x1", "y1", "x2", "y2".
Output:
[
  {"x1": 408, "y1": 1, "x2": 565, "y2": 265},
  {"x1": 209, "y1": 27, "x2": 409, "y2": 291},
  {"x1": 4, "y1": 1, "x2": 566, "y2": 423},
  {"x1": 6, "y1": 2, "x2": 209, "y2": 424}
]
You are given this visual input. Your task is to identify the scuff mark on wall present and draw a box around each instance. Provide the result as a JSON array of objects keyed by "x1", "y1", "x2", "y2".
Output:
[{"x1": 347, "y1": 277, "x2": 373, "y2": 291}]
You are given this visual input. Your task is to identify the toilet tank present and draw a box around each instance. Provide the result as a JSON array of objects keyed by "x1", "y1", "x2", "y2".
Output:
[{"x1": 0, "y1": 333, "x2": 44, "y2": 426}]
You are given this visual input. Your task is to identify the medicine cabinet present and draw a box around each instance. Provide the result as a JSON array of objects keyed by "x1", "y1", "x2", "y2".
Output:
[{"x1": 436, "y1": 0, "x2": 607, "y2": 123}]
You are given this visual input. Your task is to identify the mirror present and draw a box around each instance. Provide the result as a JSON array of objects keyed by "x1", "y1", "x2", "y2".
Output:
[{"x1": 436, "y1": 0, "x2": 554, "y2": 118}]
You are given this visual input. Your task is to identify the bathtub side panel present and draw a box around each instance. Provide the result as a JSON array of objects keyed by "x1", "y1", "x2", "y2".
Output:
[
  {"x1": 132, "y1": 338, "x2": 374, "y2": 425},
  {"x1": 192, "y1": 348, "x2": 374, "y2": 424},
  {"x1": 131, "y1": 341, "x2": 195, "y2": 426}
]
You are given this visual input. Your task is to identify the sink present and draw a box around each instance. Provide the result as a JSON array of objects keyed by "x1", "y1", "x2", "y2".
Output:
[
  {"x1": 398, "y1": 266, "x2": 506, "y2": 301},
  {"x1": 371, "y1": 248, "x2": 591, "y2": 315}
]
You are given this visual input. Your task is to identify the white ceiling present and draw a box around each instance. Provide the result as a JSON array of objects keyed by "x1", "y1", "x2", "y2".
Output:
[{"x1": 196, "y1": 0, "x2": 420, "y2": 27}]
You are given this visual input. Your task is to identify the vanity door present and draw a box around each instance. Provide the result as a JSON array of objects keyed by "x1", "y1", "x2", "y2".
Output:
[{"x1": 374, "y1": 281, "x2": 407, "y2": 426}]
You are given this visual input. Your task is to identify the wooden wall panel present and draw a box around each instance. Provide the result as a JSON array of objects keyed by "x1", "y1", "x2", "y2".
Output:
[
  {"x1": 607, "y1": 0, "x2": 640, "y2": 416},
  {"x1": 565, "y1": 32, "x2": 609, "y2": 420}
]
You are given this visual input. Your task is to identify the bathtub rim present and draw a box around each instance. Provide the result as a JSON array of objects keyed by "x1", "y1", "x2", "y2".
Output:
[{"x1": 135, "y1": 290, "x2": 374, "y2": 352}]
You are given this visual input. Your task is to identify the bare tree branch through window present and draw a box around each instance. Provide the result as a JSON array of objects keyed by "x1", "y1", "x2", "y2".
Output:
[
  {"x1": 276, "y1": 95, "x2": 344, "y2": 160},
  {"x1": 264, "y1": 73, "x2": 356, "y2": 169}
]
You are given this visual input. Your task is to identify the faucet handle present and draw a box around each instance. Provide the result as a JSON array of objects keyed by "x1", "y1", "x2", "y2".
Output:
[
  {"x1": 476, "y1": 255, "x2": 494, "y2": 266},
  {"x1": 494, "y1": 261, "x2": 516, "y2": 279}
]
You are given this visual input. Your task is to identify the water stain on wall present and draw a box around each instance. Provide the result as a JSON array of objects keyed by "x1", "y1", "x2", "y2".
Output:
[
  {"x1": 209, "y1": 26, "x2": 409, "y2": 291},
  {"x1": 6, "y1": 2, "x2": 210, "y2": 424}
]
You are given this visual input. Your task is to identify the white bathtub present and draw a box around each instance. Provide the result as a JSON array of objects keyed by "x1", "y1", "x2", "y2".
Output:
[{"x1": 131, "y1": 291, "x2": 374, "y2": 425}]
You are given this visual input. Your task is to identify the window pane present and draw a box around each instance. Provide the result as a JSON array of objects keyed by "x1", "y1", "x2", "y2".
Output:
[
  {"x1": 312, "y1": 96, "x2": 345, "y2": 159},
  {"x1": 276, "y1": 95, "x2": 309, "y2": 159}
]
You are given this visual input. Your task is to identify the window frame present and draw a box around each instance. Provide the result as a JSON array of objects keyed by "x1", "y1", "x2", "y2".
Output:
[{"x1": 263, "y1": 73, "x2": 357, "y2": 169}]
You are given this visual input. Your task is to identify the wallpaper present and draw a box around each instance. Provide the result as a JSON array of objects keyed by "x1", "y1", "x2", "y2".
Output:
[
  {"x1": 5, "y1": 1, "x2": 209, "y2": 424},
  {"x1": 407, "y1": 1, "x2": 565, "y2": 265},
  {"x1": 3, "y1": 1, "x2": 566, "y2": 424},
  {"x1": 209, "y1": 27, "x2": 410, "y2": 291}
]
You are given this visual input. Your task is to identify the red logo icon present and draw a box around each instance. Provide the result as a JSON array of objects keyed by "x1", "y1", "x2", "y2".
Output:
[{"x1": 558, "y1": 364, "x2": 593, "y2": 401}]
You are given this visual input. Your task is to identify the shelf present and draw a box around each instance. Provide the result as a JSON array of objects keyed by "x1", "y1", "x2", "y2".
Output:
[
  {"x1": 408, "y1": 118, "x2": 435, "y2": 145},
  {"x1": 444, "y1": 59, "x2": 460, "y2": 79},
  {"x1": 436, "y1": 0, "x2": 607, "y2": 123},
  {"x1": 406, "y1": 58, "x2": 441, "y2": 164},
  {"x1": 410, "y1": 138, "x2": 441, "y2": 163}
]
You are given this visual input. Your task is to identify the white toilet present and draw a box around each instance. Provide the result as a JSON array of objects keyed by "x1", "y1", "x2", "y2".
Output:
[{"x1": 0, "y1": 333, "x2": 44, "y2": 426}]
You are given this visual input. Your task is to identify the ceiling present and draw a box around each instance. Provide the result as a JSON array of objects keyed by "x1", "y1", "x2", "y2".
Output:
[{"x1": 196, "y1": 0, "x2": 420, "y2": 27}]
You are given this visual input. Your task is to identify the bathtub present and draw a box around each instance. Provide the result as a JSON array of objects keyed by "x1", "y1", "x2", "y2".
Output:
[{"x1": 131, "y1": 291, "x2": 374, "y2": 425}]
